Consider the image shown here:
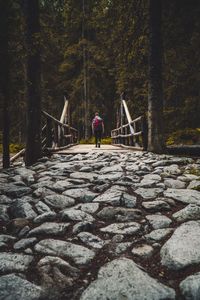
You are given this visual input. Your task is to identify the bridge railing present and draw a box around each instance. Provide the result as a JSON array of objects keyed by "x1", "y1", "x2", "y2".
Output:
[
  {"x1": 111, "y1": 96, "x2": 148, "y2": 150},
  {"x1": 41, "y1": 110, "x2": 78, "y2": 151}
]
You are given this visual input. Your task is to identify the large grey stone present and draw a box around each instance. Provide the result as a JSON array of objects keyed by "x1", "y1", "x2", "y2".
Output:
[
  {"x1": 163, "y1": 164, "x2": 181, "y2": 175},
  {"x1": 0, "y1": 235, "x2": 16, "y2": 243},
  {"x1": 134, "y1": 188, "x2": 163, "y2": 199},
  {"x1": 77, "y1": 232, "x2": 105, "y2": 249},
  {"x1": 15, "y1": 167, "x2": 35, "y2": 178},
  {"x1": 172, "y1": 204, "x2": 200, "y2": 222},
  {"x1": 72, "y1": 221, "x2": 94, "y2": 234},
  {"x1": 146, "y1": 214, "x2": 172, "y2": 229},
  {"x1": 0, "y1": 195, "x2": 13, "y2": 204},
  {"x1": 97, "y1": 206, "x2": 142, "y2": 221},
  {"x1": 139, "y1": 174, "x2": 161, "y2": 187},
  {"x1": 145, "y1": 228, "x2": 173, "y2": 242},
  {"x1": 93, "y1": 188, "x2": 123, "y2": 206},
  {"x1": 97, "y1": 172, "x2": 123, "y2": 182},
  {"x1": 14, "y1": 237, "x2": 37, "y2": 250},
  {"x1": 33, "y1": 212, "x2": 57, "y2": 224},
  {"x1": 61, "y1": 209, "x2": 94, "y2": 222},
  {"x1": 50, "y1": 180, "x2": 73, "y2": 192},
  {"x1": 10, "y1": 200, "x2": 37, "y2": 220},
  {"x1": 0, "y1": 205, "x2": 9, "y2": 222},
  {"x1": 80, "y1": 258, "x2": 175, "y2": 300},
  {"x1": 132, "y1": 244, "x2": 154, "y2": 258},
  {"x1": 100, "y1": 222, "x2": 141, "y2": 235},
  {"x1": 0, "y1": 252, "x2": 33, "y2": 272},
  {"x1": 63, "y1": 188, "x2": 98, "y2": 202},
  {"x1": 142, "y1": 200, "x2": 171, "y2": 211},
  {"x1": 37, "y1": 256, "x2": 79, "y2": 288},
  {"x1": 164, "y1": 189, "x2": 200, "y2": 205},
  {"x1": 0, "y1": 274, "x2": 43, "y2": 300},
  {"x1": 28, "y1": 222, "x2": 70, "y2": 236},
  {"x1": 33, "y1": 187, "x2": 56, "y2": 198},
  {"x1": 161, "y1": 221, "x2": 200, "y2": 270},
  {"x1": 35, "y1": 239, "x2": 95, "y2": 265},
  {"x1": 73, "y1": 203, "x2": 99, "y2": 214},
  {"x1": 180, "y1": 272, "x2": 200, "y2": 300},
  {"x1": 70, "y1": 172, "x2": 98, "y2": 181},
  {"x1": 187, "y1": 180, "x2": 200, "y2": 190},
  {"x1": 100, "y1": 165, "x2": 123, "y2": 173},
  {"x1": 0, "y1": 184, "x2": 31, "y2": 197},
  {"x1": 164, "y1": 179, "x2": 186, "y2": 189},
  {"x1": 44, "y1": 194, "x2": 75, "y2": 209},
  {"x1": 35, "y1": 201, "x2": 51, "y2": 214}
]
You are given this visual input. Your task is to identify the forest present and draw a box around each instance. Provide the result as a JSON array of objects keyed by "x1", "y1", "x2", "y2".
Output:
[{"x1": 0, "y1": 0, "x2": 200, "y2": 166}]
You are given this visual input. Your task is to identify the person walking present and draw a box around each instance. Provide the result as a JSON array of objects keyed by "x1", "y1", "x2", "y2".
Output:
[{"x1": 92, "y1": 112, "x2": 104, "y2": 148}]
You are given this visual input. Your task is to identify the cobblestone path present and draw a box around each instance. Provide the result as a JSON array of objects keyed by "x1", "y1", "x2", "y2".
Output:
[{"x1": 0, "y1": 150, "x2": 200, "y2": 299}]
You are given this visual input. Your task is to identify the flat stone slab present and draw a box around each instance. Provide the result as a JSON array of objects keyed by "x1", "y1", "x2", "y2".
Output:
[
  {"x1": 0, "y1": 274, "x2": 43, "y2": 300},
  {"x1": 35, "y1": 201, "x2": 51, "y2": 214},
  {"x1": 187, "y1": 180, "x2": 200, "y2": 190},
  {"x1": 63, "y1": 188, "x2": 98, "y2": 202},
  {"x1": 164, "y1": 189, "x2": 200, "y2": 205},
  {"x1": 172, "y1": 204, "x2": 200, "y2": 222},
  {"x1": 61, "y1": 209, "x2": 94, "y2": 222},
  {"x1": 80, "y1": 258, "x2": 175, "y2": 300},
  {"x1": 135, "y1": 188, "x2": 163, "y2": 199},
  {"x1": 0, "y1": 195, "x2": 13, "y2": 204},
  {"x1": 142, "y1": 200, "x2": 171, "y2": 211},
  {"x1": 146, "y1": 214, "x2": 172, "y2": 229},
  {"x1": 145, "y1": 228, "x2": 174, "y2": 242},
  {"x1": 163, "y1": 164, "x2": 181, "y2": 175},
  {"x1": 14, "y1": 238, "x2": 37, "y2": 250},
  {"x1": 33, "y1": 212, "x2": 57, "y2": 224},
  {"x1": 0, "y1": 235, "x2": 16, "y2": 243},
  {"x1": 97, "y1": 206, "x2": 142, "y2": 222},
  {"x1": 161, "y1": 221, "x2": 200, "y2": 270},
  {"x1": 93, "y1": 189, "x2": 122, "y2": 206},
  {"x1": 0, "y1": 253, "x2": 33, "y2": 273},
  {"x1": 10, "y1": 200, "x2": 37, "y2": 220},
  {"x1": 34, "y1": 239, "x2": 95, "y2": 265},
  {"x1": 37, "y1": 255, "x2": 79, "y2": 288},
  {"x1": 77, "y1": 232, "x2": 106, "y2": 249},
  {"x1": 0, "y1": 184, "x2": 32, "y2": 198},
  {"x1": 28, "y1": 222, "x2": 70, "y2": 236},
  {"x1": 132, "y1": 244, "x2": 154, "y2": 258},
  {"x1": 164, "y1": 179, "x2": 186, "y2": 189},
  {"x1": 100, "y1": 222, "x2": 141, "y2": 235},
  {"x1": 44, "y1": 194, "x2": 75, "y2": 209},
  {"x1": 50, "y1": 180, "x2": 74, "y2": 192},
  {"x1": 73, "y1": 203, "x2": 99, "y2": 214},
  {"x1": 70, "y1": 172, "x2": 98, "y2": 181}
]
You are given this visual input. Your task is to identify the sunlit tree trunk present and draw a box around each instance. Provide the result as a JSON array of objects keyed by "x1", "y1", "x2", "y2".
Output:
[
  {"x1": 148, "y1": 0, "x2": 165, "y2": 153},
  {"x1": 0, "y1": 0, "x2": 11, "y2": 168},
  {"x1": 24, "y1": 0, "x2": 42, "y2": 166}
]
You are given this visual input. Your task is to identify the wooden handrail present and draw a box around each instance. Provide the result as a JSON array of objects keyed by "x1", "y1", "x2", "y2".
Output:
[
  {"x1": 42, "y1": 110, "x2": 78, "y2": 133},
  {"x1": 111, "y1": 96, "x2": 147, "y2": 150}
]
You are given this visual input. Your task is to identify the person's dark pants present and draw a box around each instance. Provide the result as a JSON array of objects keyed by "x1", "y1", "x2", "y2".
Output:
[{"x1": 94, "y1": 130, "x2": 102, "y2": 147}]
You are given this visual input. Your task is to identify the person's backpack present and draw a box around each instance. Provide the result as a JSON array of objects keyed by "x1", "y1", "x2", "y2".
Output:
[{"x1": 93, "y1": 116, "x2": 103, "y2": 130}]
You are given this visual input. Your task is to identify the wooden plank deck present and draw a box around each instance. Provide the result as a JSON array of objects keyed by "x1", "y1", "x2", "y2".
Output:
[{"x1": 54, "y1": 144, "x2": 132, "y2": 154}]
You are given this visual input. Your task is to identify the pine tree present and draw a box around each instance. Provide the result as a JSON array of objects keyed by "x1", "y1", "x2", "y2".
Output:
[
  {"x1": 24, "y1": 0, "x2": 42, "y2": 166},
  {"x1": 147, "y1": 0, "x2": 165, "y2": 153},
  {"x1": 0, "y1": 0, "x2": 11, "y2": 168}
]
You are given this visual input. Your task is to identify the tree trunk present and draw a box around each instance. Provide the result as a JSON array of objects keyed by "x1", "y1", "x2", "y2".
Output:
[
  {"x1": 148, "y1": 0, "x2": 165, "y2": 153},
  {"x1": 24, "y1": 0, "x2": 42, "y2": 166},
  {"x1": 0, "y1": 1, "x2": 10, "y2": 168}
]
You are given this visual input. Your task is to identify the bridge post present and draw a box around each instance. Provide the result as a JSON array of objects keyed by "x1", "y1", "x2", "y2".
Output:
[
  {"x1": 142, "y1": 115, "x2": 148, "y2": 151},
  {"x1": 46, "y1": 118, "x2": 52, "y2": 147}
]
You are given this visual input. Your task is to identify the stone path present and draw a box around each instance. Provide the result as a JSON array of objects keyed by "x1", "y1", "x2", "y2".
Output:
[{"x1": 0, "y1": 150, "x2": 200, "y2": 299}]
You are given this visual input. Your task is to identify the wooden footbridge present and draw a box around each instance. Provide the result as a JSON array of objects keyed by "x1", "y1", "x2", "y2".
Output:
[{"x1": 8, "y1": 94, "x2": 148, "y2": 165}]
